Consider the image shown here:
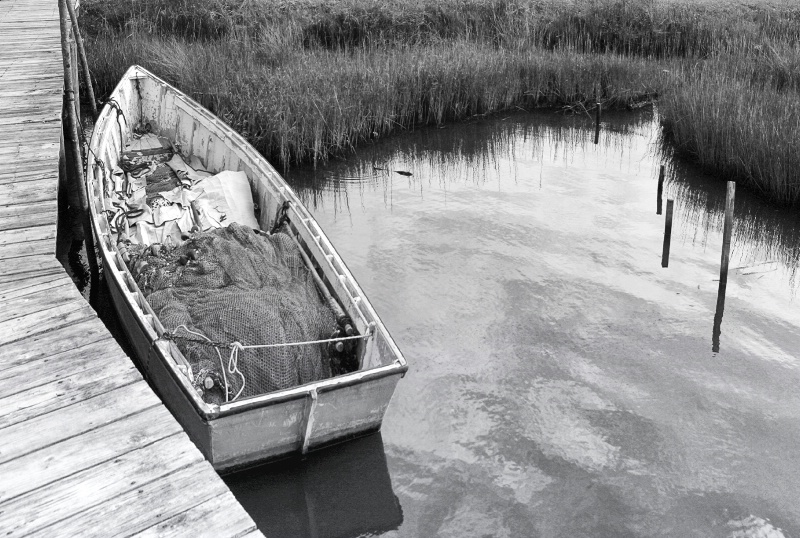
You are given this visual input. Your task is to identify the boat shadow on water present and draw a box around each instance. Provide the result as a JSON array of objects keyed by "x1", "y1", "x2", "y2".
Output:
[{"x1": 223, "y1": 432, "x2": 403, "y2": 538}]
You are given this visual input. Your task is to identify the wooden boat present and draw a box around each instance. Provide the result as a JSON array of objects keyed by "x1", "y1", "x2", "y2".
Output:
[{"x1": 85, "y1": 65, "x2": 408, "y2": 472}]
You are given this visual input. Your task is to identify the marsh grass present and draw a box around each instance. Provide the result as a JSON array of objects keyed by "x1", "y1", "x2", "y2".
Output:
[
  {"x1": 660, "y1": 51, "x2": 800, "y2": 204},
  {"x1": 83, "y1": 0, "x2": 800, "y2": 202}
]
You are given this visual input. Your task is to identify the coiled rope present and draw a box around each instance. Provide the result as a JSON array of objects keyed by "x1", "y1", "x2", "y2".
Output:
[{"x1": 165, "y1": 325, "x2": 371, "y2": 402}]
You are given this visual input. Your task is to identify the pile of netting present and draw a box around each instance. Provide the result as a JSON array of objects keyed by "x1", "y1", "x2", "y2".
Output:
[{"x1": 125, "y1": 222, "x2": 345, "y2": 405}]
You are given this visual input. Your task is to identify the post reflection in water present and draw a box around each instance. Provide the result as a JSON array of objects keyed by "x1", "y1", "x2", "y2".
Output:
[
  {"x1": 272, "y1": 111, "x2": 800, "y2": 537},
  {"x1": 712, "y1": 279, "x2": 727, "y2": 353},
  {"x1": 224, "y1": 433, "x2": 402, "y2": 538},
  {"x1": 661, "y1": 198, "x2": 674, "y2": 268},
  {"x1": 712, "y1": 182, "x2": 737, "y2": 353}
]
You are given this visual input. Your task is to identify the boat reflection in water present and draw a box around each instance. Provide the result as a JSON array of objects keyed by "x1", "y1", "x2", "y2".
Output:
[{"x1": 223, "y1": 433, "x2": 402, "y2": 538}]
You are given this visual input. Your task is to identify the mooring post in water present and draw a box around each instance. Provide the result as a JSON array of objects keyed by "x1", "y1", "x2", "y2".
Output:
[
  {"x1": 661, "y1": 199, "x2": 674, "y2": 268},
  {"x1": 594, "y1": 101, "x2": 601, "y2": 145},
  {"x1": 719, "y1": 181, "x2": 736, "y2": 282},
  {"x1": 59, "y1": 0, "x2": 100, "y2": 306},
  {"x1": 712, "y1": 181, "x2": 736, "y2": 352},
  {"x1": 656, "y1": 164, "x2": 665, "y2": 215}
]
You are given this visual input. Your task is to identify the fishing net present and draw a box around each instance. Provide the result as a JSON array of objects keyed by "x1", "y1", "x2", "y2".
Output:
[{"x1": 126, "y1": 222, "x2": 342, "y2": 405}]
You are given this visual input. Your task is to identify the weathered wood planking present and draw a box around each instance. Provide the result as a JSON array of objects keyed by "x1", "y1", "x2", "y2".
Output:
[
  {"x1": 0, "y1": 360, "x2": 141, "y2": 429},
  {"x1": 0, "y1": 0, "x2": 263, "y2": 535},
  {"x1": 134, "y1": 492, "x2": 260, "y2": 538},
  {"x1": 1, "y1": 335, "x2": 126, "y2": 398},
  {"x1": 0, "y1": 433, "x2": 204, "y2": 536}
]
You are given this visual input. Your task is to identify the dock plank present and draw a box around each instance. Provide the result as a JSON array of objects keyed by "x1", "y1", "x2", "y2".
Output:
[
  {"x1": 0, "y1": 298, "x2": 95, "y2": 345},
  {"x1": 0, "y1": 0, "x2": 263, "y2": 534},
  {"x1": 1, "y1": 335, "x2": 121, "y2": 397},
  {"x1": 0, "y1": 405, "x2": 181, "y2": 503},
  {"x1": 0, "y1": 141, "x2": 59, "y2": 155},
  {"x1": 0, "y1": 169, "x2": 60, "y2": 186},
  {"x1": 26, "y1": 461, "x2": 230, "y2": 538},
  {"x1": 0, "y1": 165, "x2": 61, "y2": 184},
  {"x1": 0, "y1": 271, "x2": 64, "y2": 301},
  {"x1": 0, "y1": 434, "x2": 203, "y2": 537},
  {"x1": 0, "y1": 316, "x2": 110, "y2": 371},
  {"x1": 0, "y1": 280, "x2": 78, "y2": 323},
  {"x1": 0, "y1": 357, "x2": 140, "y2": 429},
  {"x1": 0, "y1": 200, "x2": 58, "y2": 217},
  {"x1": 0, "y1": 177, "x2": 59, "y2": 205},
  {"x1": 134, "y1": 492, "x2": 259, "y2": 538},
  {"x1": 0, "y1": 224, "x2": 56, "y2": 246},
  {"x1": 0, "y1": 237, "x2": 54, "y2": 258},
  {"x1": 0, "y1": 211, "x2": 59, "y2": 232},
  {"x1": 0, "y1": 381, "x2": 159, "y2": 465},
  {"x1": 0, "y1": 253, "x2": 64, "y2": 280}
]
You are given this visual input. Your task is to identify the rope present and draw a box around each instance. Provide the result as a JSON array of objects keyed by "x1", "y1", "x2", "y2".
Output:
[
  {"x1": 106, "y1": 98, "x2": 127, "y2": 145},
  {"x1": 163, "y1": 327, "x2": 371, "y2": 403},
  {"x1": 231, "y1": 333, "x2": 367, "y2": 351},
  {"x1": 170, "y1": 324, "x2": 243, "y2": 402}
]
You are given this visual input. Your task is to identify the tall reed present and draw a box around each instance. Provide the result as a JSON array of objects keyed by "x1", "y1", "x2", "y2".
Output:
[
  {"x1": 660, "y1": 46, "x2": 800, "y2": 204},
  {"x1": 81, "y1": 0, "x2": 800, "y2": 202}
]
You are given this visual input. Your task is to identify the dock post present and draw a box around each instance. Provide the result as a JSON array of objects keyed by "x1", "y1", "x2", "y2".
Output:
[
  {"x1": 65, "y1": 0, "x2": 98, "y2": 120},
  {"x1": 656, "y1": 165, "x2": 665, "y2": 215},
  {"x1": 661, "y1": 199, "x2": 674, "y2": 268},
  {"x1": 59, "y1": 0, "x2": 100, "y2": 305},
  {"x1": 712, "y1": 181, "x2": 736, "y2": 352},
  {"x1": 718, "y1": 182, "x2": 736, "y2": 283}
]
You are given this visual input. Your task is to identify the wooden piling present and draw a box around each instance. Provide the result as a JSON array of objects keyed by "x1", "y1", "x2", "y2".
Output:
[
  {"x1": 65, "y1": 0, "x2": 98, "y2": 120},
  {"x1": 59, "y1": 0, "x2": 99, "y2": 305},
  {"x1": 656, "y1": 165, "x2": 665, "y2": 215},
  {"x1": 661, "y1": 199, "x2": 674, "y2": 268},
  {"x1": 594, "y1": 101, "x2": 601, "y2": 145},
  {"x1": 719, "y1": 181, "x2": 736, "y2": 281}
]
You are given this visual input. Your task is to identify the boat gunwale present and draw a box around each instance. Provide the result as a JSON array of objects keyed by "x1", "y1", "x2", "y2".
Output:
[
  {"x1": 86, "y1": 65, "x2": 407, "y2": 423},
  {"x1": 216, "y1": 363, "x2": 406, "y2": 417}
]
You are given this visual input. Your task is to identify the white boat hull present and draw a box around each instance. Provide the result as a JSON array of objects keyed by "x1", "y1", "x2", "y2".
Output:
[{"x1": 87, "y1": 66, "x2": 407, "y2": 472}]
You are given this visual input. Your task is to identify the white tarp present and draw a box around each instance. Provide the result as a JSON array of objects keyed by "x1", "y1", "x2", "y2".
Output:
[
  {"x1": 121, "y1": 155, "x2": 258, "y2": 246},
  {"x1": 192, "y1": 171, "x2": 259, "y2": 231}
]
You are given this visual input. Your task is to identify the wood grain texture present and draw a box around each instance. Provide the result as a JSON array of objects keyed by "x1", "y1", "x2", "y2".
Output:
[
  {"x1": 0, "y1": 381, "x2": 159, "y2": 465},
  {"x1": 25, "y1": 461, "x2": 232, "y2": 538},
  {"x1": 0, "y1": 405, "x2": 181, "y2": 502},
  {"x1": 0, "y1": 358, "x2": 140, "y2": 429},
  {"x1": 0, "y1": 253, "x2": 62, "y2": 279},
  {"x1": 0, "y1": 298, "x2": 94, "y2": 344},
  {"x1": 0, "y1": 315, "x2": 109, "y2": 370},
  {"x1": 0, "y1": 434, "x2": 203, "y2": 537},
  {"x1": 1, "y1": 335, "x2": 123, "y2": 397},
  {"x1": 0, "y1": 0, "x2": 263, "y2": 534},
  {"x1": 134, "y1": 492, "x2": 259, "y2": 538},
  {"x1": 0, "y1": 280, "x2": 78, "y2": 323}
]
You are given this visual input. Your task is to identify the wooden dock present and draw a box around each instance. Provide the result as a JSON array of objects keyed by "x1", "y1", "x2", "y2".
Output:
[{"x1": 0, "y1": 1, "x2": 263, "y2": 536}]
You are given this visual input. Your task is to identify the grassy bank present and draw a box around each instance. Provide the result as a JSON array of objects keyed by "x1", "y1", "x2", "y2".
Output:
[{"x1": 82, "y1": 0, "x2": 800, "y2": 203}]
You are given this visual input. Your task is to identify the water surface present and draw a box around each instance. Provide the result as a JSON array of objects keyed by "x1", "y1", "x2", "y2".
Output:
[{"x1": 229, "y1": 109, "x2": 800, "y2": 537}]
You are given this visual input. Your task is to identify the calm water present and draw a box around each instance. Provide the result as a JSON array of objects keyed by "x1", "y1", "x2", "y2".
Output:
[{"x1": 224, "y1": 110, "x2": 800, "y2": 538}]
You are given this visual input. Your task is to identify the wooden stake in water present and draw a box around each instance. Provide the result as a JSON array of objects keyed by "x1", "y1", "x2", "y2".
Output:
[
  {"x1": 661, "y1": 199, "x2": 674, "y2": 268},
  {"x1": 594, "y1": 101, "x2": 601, "y2": 145},
  {"x1": 719, "y1": 181, "x2": 736, "y2": 282},
  {"x1": 712, "y1": 181, "x2": 736, "y2": 353},
  {"x1": 656, "y1": 165, "x2": 665, "y2": 215}
]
